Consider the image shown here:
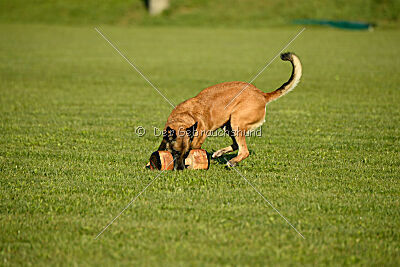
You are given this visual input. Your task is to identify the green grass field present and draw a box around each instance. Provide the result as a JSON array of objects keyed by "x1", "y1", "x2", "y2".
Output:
[{"x1": 1, "y1": 23, "x2": 400, "y2": 265}]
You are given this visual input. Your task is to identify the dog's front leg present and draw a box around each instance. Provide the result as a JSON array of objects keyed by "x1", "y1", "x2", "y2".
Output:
[
  {"x1": 174, "y1": 153, "x2": 186, "y2": 170},
  {"x1": 157, "y1": 138, "x2": 167, "y2": 151},
  {"x1": 190, "y1": 132, "x2": 207, "y2": 149}
]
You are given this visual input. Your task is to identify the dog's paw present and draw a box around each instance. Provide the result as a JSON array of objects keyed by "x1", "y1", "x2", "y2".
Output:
[
  {"x1": 226, "y1": 160, "x2": 236, "y2": 168},
  {"x1": 212, "y1": 151, "x2": 222, "y2": 158},
  {"x1": 145, "y1": 162, "x2": 151, "y2": 169}
]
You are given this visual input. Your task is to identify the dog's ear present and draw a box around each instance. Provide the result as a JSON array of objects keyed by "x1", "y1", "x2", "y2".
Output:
[
  {"x1": 164, "y1": 126, "x2": 176, "y2": 141},
  {"x1": 186, "y1": 122, "x2": 198, "y2": 141}
]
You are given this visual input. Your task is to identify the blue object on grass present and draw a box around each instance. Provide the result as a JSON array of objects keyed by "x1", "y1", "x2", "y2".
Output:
[{"x1": 293, "y1": 19, "x2": 374, "y2": 30}]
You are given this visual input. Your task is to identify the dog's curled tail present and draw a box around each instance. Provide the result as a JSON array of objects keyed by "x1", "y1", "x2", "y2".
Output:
[{"x1": 265, "y1": 52, "x2": 302, "y2": 102}]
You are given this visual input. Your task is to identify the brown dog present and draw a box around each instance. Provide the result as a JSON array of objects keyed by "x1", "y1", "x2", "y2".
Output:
[{"x1": 157, "y1": 52, "x2": 302, "y2": 170}]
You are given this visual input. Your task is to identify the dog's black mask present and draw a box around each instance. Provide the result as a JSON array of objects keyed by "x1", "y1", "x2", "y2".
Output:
[{"x1": 158, "y1": 122, "x2": 198, "y2": 170}]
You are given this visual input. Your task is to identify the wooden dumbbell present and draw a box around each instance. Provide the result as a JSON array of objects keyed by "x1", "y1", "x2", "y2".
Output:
[
  {"x1": 185, "y1": 149, "x2": 209, "y2": 170},
  {"x1": 146, "y1": 149, "x2": 209, "y2": 170},
  {"x1": 147, "y1": 151, "x2": 174, "y2": 170}
]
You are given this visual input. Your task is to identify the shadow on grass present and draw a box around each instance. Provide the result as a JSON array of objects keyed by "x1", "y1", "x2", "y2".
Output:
[{"x1": 209, "y1": 150, "x2": 255, "y2": 165}]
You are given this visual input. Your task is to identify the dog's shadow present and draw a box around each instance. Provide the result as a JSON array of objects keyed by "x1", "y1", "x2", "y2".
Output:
[{"x1": 208, "y1": 150, "x2": 254, "y2": 165}]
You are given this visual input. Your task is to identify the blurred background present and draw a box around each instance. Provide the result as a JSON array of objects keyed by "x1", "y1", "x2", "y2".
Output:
[{"x1": 1, "y1": 0, "x2": 399, "y2": 28}]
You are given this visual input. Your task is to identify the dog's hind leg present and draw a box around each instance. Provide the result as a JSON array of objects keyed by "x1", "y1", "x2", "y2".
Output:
[
  {"x1": 226, "y1": 134, "x2": 249, "y2": 167},
  {"x1": 212, "y1": 122, "x2": 239, "y2": 158},
  {"x1": 224, "y1": 101, "x2": 266, "y2": 167},
  {"x1": 225, "y1": 117, "x2": 252, "y2": 167}
]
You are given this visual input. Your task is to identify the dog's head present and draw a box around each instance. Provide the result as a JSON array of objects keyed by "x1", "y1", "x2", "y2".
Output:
[{"x1": 163, "y1": 122, "x2": 198, "y2": 170}]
